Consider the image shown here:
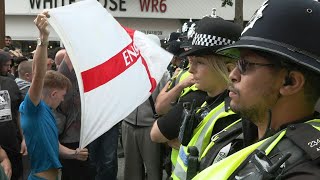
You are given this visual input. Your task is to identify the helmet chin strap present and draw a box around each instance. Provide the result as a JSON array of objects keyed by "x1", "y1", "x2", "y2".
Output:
[
  {"x1": 260, "y1": 109, "x2": 275, "y2": 139},
  {"x1": 260, "y1": 92, "x2": 282, "y2": 140}
]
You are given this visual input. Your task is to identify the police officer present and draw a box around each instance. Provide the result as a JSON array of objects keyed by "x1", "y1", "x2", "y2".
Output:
[
  {"x1": 193, "y1": 0, "x2": 320, "y2": 179},
  {"x1": 165, "y1": 15, "x2": 242, "y2": 180},
  {"x1": 151, "y1": 21, "x2": 207, "y2": 176}
]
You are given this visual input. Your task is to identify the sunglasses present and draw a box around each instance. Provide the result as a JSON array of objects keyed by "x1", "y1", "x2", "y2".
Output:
[{"x1": 236, "y1": 58, "x2": 275, "y2": 74}]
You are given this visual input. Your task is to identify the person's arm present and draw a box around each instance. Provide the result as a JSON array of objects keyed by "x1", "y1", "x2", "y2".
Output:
[
  {"x1": 17, "y1": 112, "x2": 28, "y2": 155},
  {"x1": 59, "y1": 143, "x2": 88, "y2": 161},
  {"x1": 150, "y1": 120, "x2": 170, "y2": 143},
  {"x1": 28, "y1": 11, "x2": 50, "y2": 106},
  {"x1": 150, "y1": 121, "x2": 181, "y2": 150},
  {"x1": 0, "y1": 147, "x2": 12, "y2": 179},
  {"x1": 155, "y1": 74, "x2": 195, "y2": 115}
]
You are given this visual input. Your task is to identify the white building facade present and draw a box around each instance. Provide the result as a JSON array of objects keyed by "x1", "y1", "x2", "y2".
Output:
[{"x1": 5, "y1": 0, "x2": 264, "y2": 51}]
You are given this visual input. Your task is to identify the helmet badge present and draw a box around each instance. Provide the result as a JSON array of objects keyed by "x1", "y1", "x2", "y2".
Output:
[
  {"x1": 187, "y1": 23, "x2": 196, "y2": 39},
  {"x1": 242, "y1": 0, "x2": 269, "y2": 35}
]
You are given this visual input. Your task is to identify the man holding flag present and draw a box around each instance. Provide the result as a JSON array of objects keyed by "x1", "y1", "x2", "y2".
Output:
[{"x1": 20, "y1": 12, "x2": 88, "y2": 180}]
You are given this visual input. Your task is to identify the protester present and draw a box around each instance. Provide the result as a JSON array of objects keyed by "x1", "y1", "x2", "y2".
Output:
[
  {"x1": 193, "y1": 0, "x2": 320, "y2": 179},
  {"x1": 88, "y1": 125, "x2": 119, "y2": 180},
  {"x1": 0, "y1": 52, "x2": 15, "y2": 80},
  {"x1": 0, "y1": 51, "x2": 24, "y2": 180},
  {"x1": 20, "y1": 11, "x2": 88, "y2": 180},
  {"x1": 54, "y1": 48, "x2": 66, "y2": 70},
  {"x1": 4, "y1": 36, "x2": 15, "y2": 51},
  {"x1": 11, "y1": 56, "x2": 28, "y2": 78},
  {"x1": 14, "y1": 60, "x2": 33, "y2": 179},
  {"x1": 15, "y1": 61, "x2": 33, "y2": 99},
  {"x1": 54, "y1": 52, "x2": 95, "y2": 180}
]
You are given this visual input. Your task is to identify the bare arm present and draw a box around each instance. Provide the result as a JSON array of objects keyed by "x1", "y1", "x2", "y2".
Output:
[
  {"x1": 155, "y1": 74, "x2": 195, "y2": 115},
  {"x1": 28, "y1": 12, "x2": 50, "y2": 106},
  {"x1": 19, "y1": 112, "x2": 28, "y2": 155},
  {"x1": 150, "y1": 120, "x2": 170, "y2": 143},
  {"x1": 59, "y1": 143, "x2": 88, "y2": 161},
  {"x1": 0, "y1": 147, "x2": 12, "y2": 179}
]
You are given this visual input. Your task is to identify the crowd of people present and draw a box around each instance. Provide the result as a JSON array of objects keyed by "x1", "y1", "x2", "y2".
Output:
[{"x1": 0, "y1": 0, "x2": 320, "y2": 180}]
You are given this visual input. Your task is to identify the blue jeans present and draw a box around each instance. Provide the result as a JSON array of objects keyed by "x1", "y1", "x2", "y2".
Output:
[{"x1": 88, "y1": 124, "x2": 119, "y2": 180}]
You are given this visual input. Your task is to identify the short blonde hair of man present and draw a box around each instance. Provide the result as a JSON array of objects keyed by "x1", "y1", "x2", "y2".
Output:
[{"x1": 43, "y1": 70, "x2": 72, "y2": 93}]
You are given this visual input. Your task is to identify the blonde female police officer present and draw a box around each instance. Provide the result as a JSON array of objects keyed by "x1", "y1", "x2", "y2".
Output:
[{"x1": 170, "y1": 16, "x2": 242, "y2": 180}]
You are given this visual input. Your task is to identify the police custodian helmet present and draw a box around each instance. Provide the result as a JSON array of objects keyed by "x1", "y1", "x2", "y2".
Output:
[{"x1": 218, "y1": 0, "x2": 320, "y2": 74}]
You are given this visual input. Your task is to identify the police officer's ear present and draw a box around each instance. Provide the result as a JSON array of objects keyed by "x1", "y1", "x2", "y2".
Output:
[{"x1": 280, "y1": 71, "x2": 305, "y2": 96}]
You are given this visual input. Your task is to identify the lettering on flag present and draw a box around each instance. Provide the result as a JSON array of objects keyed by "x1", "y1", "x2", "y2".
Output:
[{"x1": 81, "y1": 27, "x2": 156, "y2": 93}]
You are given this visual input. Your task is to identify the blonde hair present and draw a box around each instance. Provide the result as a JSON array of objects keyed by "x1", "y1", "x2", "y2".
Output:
[
  {"x1": 43, "y1": 70, "x2": 72, "y2": 93},
  {"x1": 203, "y1": 55, "x2": 235, "y2": 84}
]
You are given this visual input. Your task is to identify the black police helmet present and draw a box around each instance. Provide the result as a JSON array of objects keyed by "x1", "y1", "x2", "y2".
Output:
[
  {"x1": 218, "y1": 0, "x2": 320, "y2": 74},
  {"x1": 167, "y1": 40, "x2": 185, "y2": 56},
  {"x1": 180, "y1": 16, "x2": 242, "y2": 57},
  {"x1": 180, "y1": 21, "x2": 199, "y2": 49}
]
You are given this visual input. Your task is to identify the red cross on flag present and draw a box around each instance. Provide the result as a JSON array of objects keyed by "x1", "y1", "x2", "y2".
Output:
[{"x1": 47, "y1": 0, "x2": 172, "y2": 148}]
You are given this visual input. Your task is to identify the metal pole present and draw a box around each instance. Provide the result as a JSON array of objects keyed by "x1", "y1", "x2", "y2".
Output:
[{"x1": 0, "y1": 0, "x2": 5, "y2": 49}]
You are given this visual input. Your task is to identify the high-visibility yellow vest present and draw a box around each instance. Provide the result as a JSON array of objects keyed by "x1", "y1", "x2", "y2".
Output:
[
  {"x1": 169, "y1": 70, "x2": 199, "y2": 168},
  {"x1": 172, "y1": 101, "x2": 237, "y2": 180},
  {"x1": 193, "y1": 119, "x2": 320, "y2": 180}
]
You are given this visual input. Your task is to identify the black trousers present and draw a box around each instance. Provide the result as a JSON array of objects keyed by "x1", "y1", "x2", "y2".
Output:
[{"x1": 60, "y1": 142, "x2": 96, "y2": 180}]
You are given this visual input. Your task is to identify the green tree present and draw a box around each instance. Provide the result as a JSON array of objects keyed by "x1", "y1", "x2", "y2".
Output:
[{"x1": 221, "y1": 0, "x2": 244, "y2": 28}]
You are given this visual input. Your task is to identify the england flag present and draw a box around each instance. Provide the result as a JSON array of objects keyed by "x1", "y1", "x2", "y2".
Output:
[{"x1": 47, "y1": 0, "x2": 172, "y2": 148}]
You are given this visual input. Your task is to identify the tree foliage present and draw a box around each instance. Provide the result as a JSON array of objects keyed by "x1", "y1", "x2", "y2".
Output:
[{"x1": 221, "y1": 0, "x2": 233, "y2": 7}]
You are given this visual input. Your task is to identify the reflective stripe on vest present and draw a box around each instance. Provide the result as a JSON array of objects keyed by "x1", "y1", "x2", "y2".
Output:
[
  {"x1": 172, "y1": 102, "x2": 235, "y2": 179},
  {"x1": 171, "y1": 148, "x2": 179, "y2": 169},
  {"x1": 193, "y1": 119, "x2": 320, "y2": 180}
]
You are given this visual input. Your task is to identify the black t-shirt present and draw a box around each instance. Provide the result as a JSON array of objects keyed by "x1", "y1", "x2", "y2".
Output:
[
  {"x1": 157, "y1": 90, "x2": 207, "y2": 140},
  {"x1": 0, "y1": 76, "x2": 22, "y2": 156}
]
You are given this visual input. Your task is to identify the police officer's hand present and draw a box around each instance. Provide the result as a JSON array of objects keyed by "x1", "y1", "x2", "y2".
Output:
[
  {"x1": 178, "y1": 74, "x2": 195, "y2": 89},
  {"x1": 168, "y1": 139, "x2": 181, "y2": 150},
  {"x1": 172, "y1": 68, "x2": 182, "y2": 78},
  {"x1": 74, "y1": 148, "x2": 89, "y2": 161}
]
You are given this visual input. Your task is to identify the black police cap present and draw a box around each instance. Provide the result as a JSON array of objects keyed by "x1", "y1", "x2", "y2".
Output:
[
  {"x1": 180, "y1": 16, "x2": 242, "y2": 57},
  {"x1": 167, "y1": 40, "x2": 185, "y2": 56}
]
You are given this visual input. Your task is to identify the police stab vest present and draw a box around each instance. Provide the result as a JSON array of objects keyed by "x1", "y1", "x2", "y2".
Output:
[
  {"x1": 193, "y1": 119, "x2": 320, "y2": 180},
  {"x1": 172, "y1": 101, "x2": 237, "y2": 180}
]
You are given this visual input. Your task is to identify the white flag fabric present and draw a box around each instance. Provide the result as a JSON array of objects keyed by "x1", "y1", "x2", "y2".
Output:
[{"x1": 47, "y1": 0, "x2": 172, "y2": 148}]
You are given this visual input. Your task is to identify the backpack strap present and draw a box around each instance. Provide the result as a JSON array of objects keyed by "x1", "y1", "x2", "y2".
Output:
[{"x1": 148, "y1": 96, "x2": 159, "y2": 118}]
